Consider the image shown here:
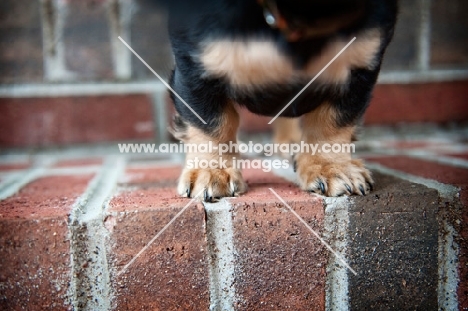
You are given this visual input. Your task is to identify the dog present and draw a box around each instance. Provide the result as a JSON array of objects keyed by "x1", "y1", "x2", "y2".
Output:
[{"x1": 154, "y1": 0, "x2": 397, "y2": 201}]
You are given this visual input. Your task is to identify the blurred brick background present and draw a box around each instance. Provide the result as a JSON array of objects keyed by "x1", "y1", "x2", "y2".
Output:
[{"x1": 0, "y1": 0, "x2": 467, "y2": 148}]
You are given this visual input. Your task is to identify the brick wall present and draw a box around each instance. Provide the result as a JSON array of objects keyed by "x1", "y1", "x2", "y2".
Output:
[{"x1": 0, "y1": 0, "x2": 467, "y2": 148}]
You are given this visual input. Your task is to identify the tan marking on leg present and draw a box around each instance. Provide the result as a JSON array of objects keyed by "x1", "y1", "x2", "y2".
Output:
[
  {"x1": 295, "y1": 103, "x2": 373, "y2": 197},
  {"x1": 305, "y1": 29, "x2": 382, "y2": 83},
  {"x1": 273, "y1": 117, "x2": 302, "y2": 159},
  {"x1": 174, "y1": 103, "x2": 247, "y2": 201},
  {"x1": 200, "y1": 40, "x2": 294, "y2": 87}
]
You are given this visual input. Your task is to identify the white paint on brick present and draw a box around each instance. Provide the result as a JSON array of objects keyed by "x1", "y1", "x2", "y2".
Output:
[
  {"x1": 40, "y1": 0, "x2": 75, "y2": 81},
  {"x1": 1, "y1": 68, "x2": 468, "y2": 99},
  {"x1": 0, "y1": 81, "x2": 165, "y2": 98},
  {"x1": 107, "y1": 0, "x2": 132, "y2": 79},
  {"x1": 378, "y1": 69, "x2": 468, "y2": 84},
  {"x1": 68, "y1": 156, "x2": 126, "y2": 310},
  {"x1": 417, "y1": 0, "x2": 432, "y2": 71},
  {"x1": 438, "y1": 219, "x2": 459, "y2": 311},
  {"x1": 406, "y1": 151, "x2": 468, "y2": 169},
  {"x1": 152, "y1": 90, "x2": 170, "y2": 143},
  {"x1": 324, "y1": 197, "x2": 351, "y2": 311},
  {"x1": 204, "y1": 200, "x2": 236, "y2": 311},
  {"x1": 45, "y1": 166, "x2": 102, "y2": 176}
]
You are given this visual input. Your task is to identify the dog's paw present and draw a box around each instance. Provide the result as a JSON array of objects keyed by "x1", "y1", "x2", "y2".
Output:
[
  {"x1": 295, "y1": 154, "x2": 374, "y2": 197},
  {"x1": 177, "y1": 168, "x2": 247, "y2": 202}
]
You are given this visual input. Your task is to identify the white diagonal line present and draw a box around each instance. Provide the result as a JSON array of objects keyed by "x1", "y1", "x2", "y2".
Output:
[
  {"x1": 268, "y1": 188, "x2": 357, "y2": 275},
  {"x1": 118, "y1": 36, "x2": 207, "y2": 125},
  {"x1": 117, "y1": 189, "x2": 204, "y2": 276},
  {"x1": 268, "y1": 37, "x2": 357, "y2": 124}
]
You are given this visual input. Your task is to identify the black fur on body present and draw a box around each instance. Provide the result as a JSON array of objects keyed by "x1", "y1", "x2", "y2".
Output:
[{"x1": 156, "y1": 0, "x2": 398, "y2": 133}]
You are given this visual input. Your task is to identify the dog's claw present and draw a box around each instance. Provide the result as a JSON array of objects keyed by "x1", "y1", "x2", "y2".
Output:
[
  {"x1": 359, "y1": 185, "x2": 366, "y2": 195},
  {"x1": 203, "y1": 189, "x2": 209, "y2": 202},
  {"x1": 186, "y1": 188, "x2": 191, "y2": 198},
  {"x1": 367, "y1": 182, "x2": 374, "y2": 192},
  {"x1": 293, "y1": 161, "x2": 297, "y2": 173},
  {"x1": 318, "y1": 180, "x2": 326, "y2": 194},
  {"x1": 345, "y1": 184, "x2": 352, "y2": 193}
]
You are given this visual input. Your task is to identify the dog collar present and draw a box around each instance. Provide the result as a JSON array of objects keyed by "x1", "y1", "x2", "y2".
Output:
[
  {"x1": 258, "y1": 0, "x2": 303, "y2": 41},
  {"x1": 258, "y1": 0, "x2": 366, "y2": 42}
]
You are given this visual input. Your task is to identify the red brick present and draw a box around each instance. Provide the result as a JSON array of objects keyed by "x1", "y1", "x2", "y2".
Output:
[
  {"x1": 0, "y1": 95, "x2": 155, "y2": 147},
  {"x1": 364, "y1": 81, "x2": 468, "y2": 125},
  {"x1": 384, "y1": 140, "x2": 435, "y2": 150},
  {"x1": 106, "y1": 187, "x2": 209, "y2": 310},
  {"x1": 230, "y1": 169, "x2": 326, "y2": 310},
  {"x1": 121, "y1": 165, "x2": 181, "y2": 186},
  {"x1": 0, "y1": 174, "x2": 93, "y2": 310},
  {"x1": 53, "y1": 158, "x2": 103, "y2": 168},
  {"x1": 0, "y1": 162, "x2": 30, "y2": 172},
  {"x1": 0, "y1": 175, "x2": 94, "y2": 219}
]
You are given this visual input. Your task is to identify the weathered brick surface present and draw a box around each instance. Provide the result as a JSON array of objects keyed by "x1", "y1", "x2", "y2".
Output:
[
  {"x1": 0, "y1": 95, "x2": 155, "y2": 148},
  {"x1": 106, "y1": 166, "x2": 210, "y2": 310},
  {"x1": 230, "y1": 169, "x2": 327, "y2": 311},
  {"x1": 347, "y1": 172, "x2": 439, "y2": 310},
  {"x1": 367, "y1": 156, "x2": 468, "y2": 309},
  {"x1": 0, "y1": 175, "x2": 93, "y2": 310}
]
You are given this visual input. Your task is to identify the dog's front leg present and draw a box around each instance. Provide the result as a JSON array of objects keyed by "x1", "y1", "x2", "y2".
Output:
[
  {"x1": 172, "y1": 102, "x2": 247, "y2": 202},
  {"x1": 294, "y1": 103, "x2": 373, "y2": 197}
]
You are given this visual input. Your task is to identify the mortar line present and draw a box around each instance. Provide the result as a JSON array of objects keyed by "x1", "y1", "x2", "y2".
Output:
[
  {"x1": 204, "y1": 200, "x2": 236, "y2": 311},
  {"x1": 324, "y1": 197, "x2": 351, "y2": 311},
  {"x1": 68, "y1": 156, "x2": 126, "y2": 310},
  {"x1": 417, "y1": 0, "x2": 432, "y2": 71},
  {"x1": 151, "y1": 90, "x2": 170, "y2": 143},
  {"x1": 40, "y1": 0, "x2": 75, "y2": 81},
  {"x1": 403, "y1": 151, "x2": 468, "y2": 169},
  {"x1": 107, "y1": 0, "x2": 132, "y2": 79}
]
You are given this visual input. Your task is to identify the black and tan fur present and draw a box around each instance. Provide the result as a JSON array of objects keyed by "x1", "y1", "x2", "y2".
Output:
[{"x1": 154, "y1": 0, "x2": 398, "y2": 200}]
